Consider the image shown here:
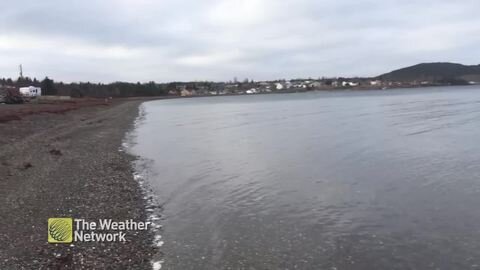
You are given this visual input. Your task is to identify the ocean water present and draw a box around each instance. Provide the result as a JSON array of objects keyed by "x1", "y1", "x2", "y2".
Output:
[{"x1": 130, "y1": 86, "x2": 480, "y2": 269}]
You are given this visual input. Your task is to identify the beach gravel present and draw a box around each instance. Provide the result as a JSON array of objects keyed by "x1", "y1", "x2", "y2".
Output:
[{"x1": 0, "y1": 100, "x2": 155, "y2": 269}]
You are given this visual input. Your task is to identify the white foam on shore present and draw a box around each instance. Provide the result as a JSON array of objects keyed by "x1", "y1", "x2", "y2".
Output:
[
  {"x1": 152, "y1": 260, "x2": 164, "y2": 270},
  {"x1": 129, "y1": 160, "x2": 164, "y2": 270},
  {"x1": 122, "y1": 103, "x2": 164, "y2": 270},
  {"x1": 154, "y1": 235, "x2": 164, "y2": 247}
]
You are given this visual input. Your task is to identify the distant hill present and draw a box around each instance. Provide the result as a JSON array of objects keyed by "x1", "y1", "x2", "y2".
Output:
[{"x1": 378, "y1": 62, "x2": 480, "y2": 84}]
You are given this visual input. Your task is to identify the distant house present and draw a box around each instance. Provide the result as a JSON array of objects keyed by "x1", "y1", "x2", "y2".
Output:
[
  {"x1": 180, "y1": 89, "x2": 196, "y2": 97},
  {"x1": 284, "y1": 81, "x2": 293, "y2": 89},
  {"x1": 224, "y1": 84, "x2": 239, "y2": 94},
  {"x1": 19, "y1": 86, "x2": 41, "y2": 97},
  {"x1": 309, "y1": 82, "x2": 322, "y2": 88},
  {"x1": 258, "y1": 82, "x2": 270, "y2": 87},
  {"x1": 370, "y1": 80, "x2": 382, "y2": 86},
  {"x1": 246, "y1": 88, "x2": 258, "y2": 94},
  {"x1": 342, "y1": 81, "x2": 359, "y2": 87},
  {"x1": 275, "y1": 83, "x2": 284, "y2": 90}
]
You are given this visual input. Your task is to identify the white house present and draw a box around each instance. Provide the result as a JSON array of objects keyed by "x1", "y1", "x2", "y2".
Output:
[
  {"x1": 19, "y1": 86, "x2": 42, "y2": 97},
  {"x1": 342, "y1": 81, "x2": 359, "y2": 87},
  {"x1": 370, "y1": 80, "x2": 382, "y2": 86},
  {"x1": 246, "y1": 88, "x2": 258, "y2": 94}
]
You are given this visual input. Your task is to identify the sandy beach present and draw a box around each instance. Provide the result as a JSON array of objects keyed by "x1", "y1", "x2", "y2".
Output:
[{"x1": 0, "y1": 99, "x2": 156, "y2": 269}]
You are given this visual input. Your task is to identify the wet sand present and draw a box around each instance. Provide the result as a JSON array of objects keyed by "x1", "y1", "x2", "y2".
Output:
[{"x1": 0, "y1": 100, "x2": 156, "y2": 269}]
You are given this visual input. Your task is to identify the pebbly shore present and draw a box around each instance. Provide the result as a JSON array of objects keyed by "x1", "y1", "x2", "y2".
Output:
[{"x1": 0, "y1": 100, "x2": 156, "y2": 269}]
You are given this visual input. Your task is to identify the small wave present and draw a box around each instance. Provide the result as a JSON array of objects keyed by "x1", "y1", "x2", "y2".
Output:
[{"x1": 122, "y1": 103, "x2": 164, "y2": 270}]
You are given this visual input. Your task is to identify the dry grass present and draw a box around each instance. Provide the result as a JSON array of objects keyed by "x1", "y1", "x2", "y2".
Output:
[{"x1": 0, "y1": 98, "x2": 110, "y2": 123}]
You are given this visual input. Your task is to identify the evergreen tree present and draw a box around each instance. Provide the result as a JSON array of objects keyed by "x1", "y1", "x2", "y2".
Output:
[{"x1": 41, "y1": 77, "x2": 57, "y2": 95}]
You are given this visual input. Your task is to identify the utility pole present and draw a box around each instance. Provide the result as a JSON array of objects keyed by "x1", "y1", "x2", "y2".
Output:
[{"x1": 19, "y1": 64, "x2": 23, "y2": 79}]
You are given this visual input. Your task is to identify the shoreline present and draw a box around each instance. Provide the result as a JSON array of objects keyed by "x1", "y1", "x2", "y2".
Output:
[{"x1": 0, "y1": 99, "x2": 157, "y2": 268}]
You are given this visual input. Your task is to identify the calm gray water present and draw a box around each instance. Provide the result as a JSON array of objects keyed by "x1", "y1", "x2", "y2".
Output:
[{"x1": 131, "y1": 86, "x2": 480, "y2": 270}]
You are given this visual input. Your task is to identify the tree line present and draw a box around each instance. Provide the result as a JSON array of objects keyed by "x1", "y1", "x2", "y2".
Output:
[{"x1": 0, "y1": 77, "x2": 175, "y2": 97}]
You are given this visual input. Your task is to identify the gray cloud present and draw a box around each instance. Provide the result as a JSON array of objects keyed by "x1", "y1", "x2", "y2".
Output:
[{"x1": 1, "y1": 0, "x2": 479, "y2": 82}]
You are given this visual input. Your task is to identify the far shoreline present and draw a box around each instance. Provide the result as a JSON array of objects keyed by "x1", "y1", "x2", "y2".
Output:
[{"x1": 2, "y1": 84, "x2": 478, "y2": 124}]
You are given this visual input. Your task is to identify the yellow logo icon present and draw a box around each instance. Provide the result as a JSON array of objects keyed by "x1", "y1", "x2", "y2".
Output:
[{"x1": 48, "y1": 218, "x2": 73, "y2": 243}]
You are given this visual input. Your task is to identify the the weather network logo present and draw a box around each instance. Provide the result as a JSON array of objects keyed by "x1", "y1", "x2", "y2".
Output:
[
  {"x1": 48, "y1": 218, "x2": 73, "y2": 243},
  {"x1": 48, "y1": 217, "x2": 151, "y2": 243}
]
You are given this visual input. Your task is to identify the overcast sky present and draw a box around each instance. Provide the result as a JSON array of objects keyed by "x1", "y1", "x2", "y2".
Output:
[{"x1": 1, "y1": 0, "x2": 479, "y2": 83}]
